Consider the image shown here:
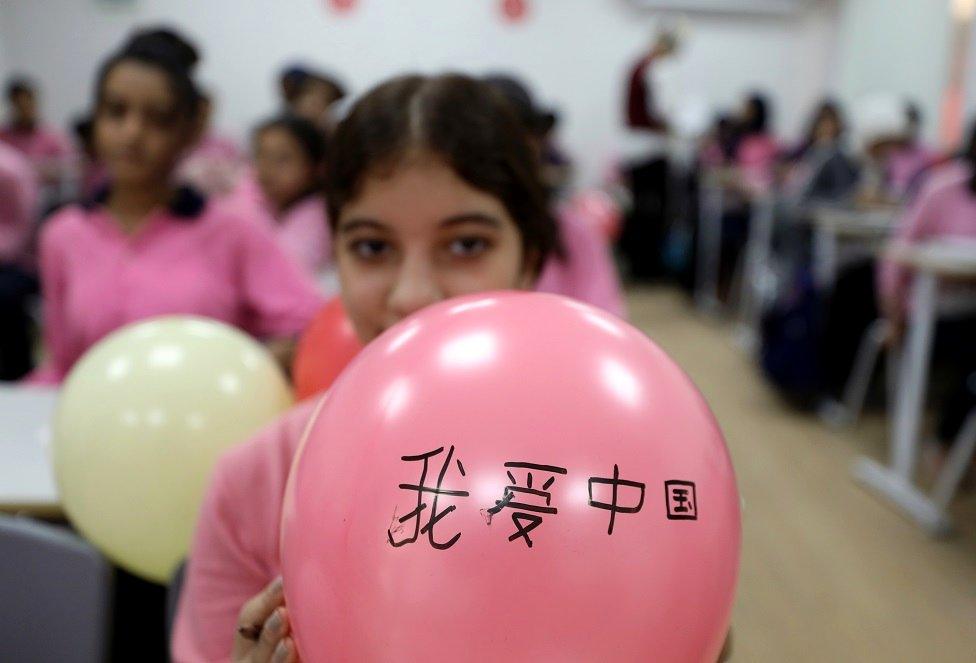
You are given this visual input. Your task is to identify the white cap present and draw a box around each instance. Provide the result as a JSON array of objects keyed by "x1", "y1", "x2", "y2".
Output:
[{"x1": 852, "y1": 94, "x2": 907, "y2": 150}]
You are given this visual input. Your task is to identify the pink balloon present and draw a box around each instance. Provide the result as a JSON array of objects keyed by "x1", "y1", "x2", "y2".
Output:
[{"x1": 281, "y1": 292, "x2": 740, "y2": 662}]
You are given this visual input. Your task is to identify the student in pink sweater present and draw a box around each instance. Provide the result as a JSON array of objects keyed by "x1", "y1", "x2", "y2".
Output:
[
  {"x1": 31, "y1": 29, "x2": 321, "y2": 383},
  {"x1": 0, "y1": 140, "x2": 39, "y2": 380},
  {"x1": 220, "y1": 116, "x2": 331, "y2": 276},
  {"x1": 878, "y1": 146, "x2": 976, "y2": 333},
  {"x1": 877, "y1": 126, "x2": 976, "y2": 453},
  {"x1": 172, "y1": 73, "x2": 565, "y2": 663},
  {"x1": 1, "y1": 76, "x2": 73, "y2": 180}
]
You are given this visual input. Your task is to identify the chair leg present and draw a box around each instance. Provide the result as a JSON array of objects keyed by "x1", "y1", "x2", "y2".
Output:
[
  {"x1": 931, "y1": 410, "x2": 976, "y2": 510},
  {"x1": 840, "y1": 319, "x2": 890, "y2": 423}
]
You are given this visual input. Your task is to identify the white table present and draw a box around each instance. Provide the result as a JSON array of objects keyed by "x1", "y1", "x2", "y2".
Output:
[
  {"x1": 852, "y1": 240, "x2": 976, "y2": 534},
  {"x1": 0, "y1": 385, "x2": 61, "y2": 516},
  {"x1": 809, "y1": 205, "x2": 896, "y2": 288}
]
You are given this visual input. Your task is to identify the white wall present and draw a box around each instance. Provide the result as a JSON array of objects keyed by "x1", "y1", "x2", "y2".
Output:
[
  {"x1": 0, "y1": 12, "x2": 9, "y2": 89},
  {"x1": 0, "y1": 0, "x2": 839, "y2": 185},
  {"x1": 834, "y1": 0, "x2": 953, "y2": 144}
]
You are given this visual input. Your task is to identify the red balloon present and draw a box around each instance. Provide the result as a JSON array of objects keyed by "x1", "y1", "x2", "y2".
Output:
[
  {"x1": 501, "y1": 0, "x2": 528, "y2": 22},
  {"x1": 292, "y1": 298, "x2": 363, "y2": 401},
  {"x1": 327, "y1": 0, "x2": 357, "y2": 13},
  {"x1": 282, "y1": 292, "x2": 740, "y2": 662}
]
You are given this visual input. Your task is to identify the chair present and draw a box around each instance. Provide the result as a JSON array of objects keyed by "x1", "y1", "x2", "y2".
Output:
[
  {"x1": 820, "y1": 318, "x2": 899, "y2": 427},
  {"x1": 931, "y1": 408, "x2": 976, "y2": 513},
  {"x1": 165, "y1": 559, "x2": 187, "y2": 650},
  {"x1": 0, "y1": 515, "x2": 113, "y2": 663}
]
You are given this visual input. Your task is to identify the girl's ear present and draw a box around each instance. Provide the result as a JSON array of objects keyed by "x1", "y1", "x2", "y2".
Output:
[
  {"x1": 185, "y1": 101, "x2": 207, "y2": 148},
  {"x1": 517, "y1": 248, "x2": 542, "y2": 289}
]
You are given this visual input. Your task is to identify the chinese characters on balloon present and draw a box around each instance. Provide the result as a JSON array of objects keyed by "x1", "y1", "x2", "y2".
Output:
[{"x1": 387, "y1": 447, "x2": 697, "y2": 550}]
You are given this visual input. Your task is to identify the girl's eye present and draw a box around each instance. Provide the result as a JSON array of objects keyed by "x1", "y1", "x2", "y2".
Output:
[
  {"x1": 104, "y1": 101, "x2": 126, "y2": 119},
  {"x1": 349, "y1": 239, "x2": 391, "y2": 261},
  {"x1": 448, "y1": 236, "x2": 491, "y2": 258},
  {"x1": 147, "y1": 108, "x2": 178, "y2": 129}
]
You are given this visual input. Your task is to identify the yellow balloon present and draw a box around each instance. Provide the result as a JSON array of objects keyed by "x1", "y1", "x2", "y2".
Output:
[{"x1": 53, "y1": 316, "x2": 293, "y2": 583}]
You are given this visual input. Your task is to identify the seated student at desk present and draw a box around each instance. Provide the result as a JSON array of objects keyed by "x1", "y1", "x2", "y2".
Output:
[
  {"x1": 0, "y1": 141, "x2": 39, "y2": 381},
  {"x1": 219, "y1": 115, "x2": 332, "y2": 277},
  {"x1": 780, "y1": 100, "x2": 860, "y2": 207},
  {"x1": 1, "y1": 76, "x2": 74, "y2": 205},
  {"x1": 878, "y1": 123, "x2": 976, "y2": 452},
  {"x1": 816, "y1": 103, "x2": 917, "y2": 399},
  {"x1": 715, "y1": 93, "x2": 780, "y2": 298},
  {"x1": 29, "y1": 28, "x2": 321, "y2": 384},
  {"x1": 886, "y1": 102, "x2": 942, "y2": 202}
]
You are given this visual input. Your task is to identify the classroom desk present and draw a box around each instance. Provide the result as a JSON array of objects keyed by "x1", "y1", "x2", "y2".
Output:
[
  {"x1": 852, "y1": 240, "x2": 976, "y2": 534},
  {"x1": 0, "y1": 385, "x2": 61, "y2": 516},
  {"x1": 808, "y1": 205, "x2": 897, "y2": 288}
]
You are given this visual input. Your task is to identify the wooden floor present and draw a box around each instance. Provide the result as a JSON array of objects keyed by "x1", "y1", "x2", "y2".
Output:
[{"x1": 627, "y1": 287, "x2": 976, "y2": 663}]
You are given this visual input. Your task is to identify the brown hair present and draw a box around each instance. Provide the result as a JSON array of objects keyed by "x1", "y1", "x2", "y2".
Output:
[{"x1": 326, "y1": 73, "x2": 562, "y2": 273}]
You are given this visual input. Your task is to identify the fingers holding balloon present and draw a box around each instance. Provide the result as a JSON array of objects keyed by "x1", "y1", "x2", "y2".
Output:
[{"x1": 233, "y1": 577, "x2": 299, "y2": 663}]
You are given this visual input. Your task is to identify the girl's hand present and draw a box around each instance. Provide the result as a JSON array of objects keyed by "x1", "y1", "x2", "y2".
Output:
[{"x1": 232, "y1": 577, "x2": 300, "y2": 663}]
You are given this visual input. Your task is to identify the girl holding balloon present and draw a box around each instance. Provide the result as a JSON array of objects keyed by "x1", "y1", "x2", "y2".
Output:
[
  {"x1": 31, "y1": 28, "x2": 322, "y2": 383},
  {"x1": 173, "y1": 73, "x2": 560, "y2": 663},
  {"x1": 173, "y1": 75, "x2": 734, "y2": 663}
]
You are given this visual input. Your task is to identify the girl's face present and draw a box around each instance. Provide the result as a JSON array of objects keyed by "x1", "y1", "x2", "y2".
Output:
[
  {"x1": 814, "y1": 112, "x2": 841, "y2": 143},
  {"x1": 95, "y1": 61, "x2": 198, "y2": 188},
  {"x1": 293, "y1": 80, "x2": 337, "y2": 128},
  {"x1": 254, "y1": 127, "x2": 317, "y2": 213},
  {"x1": 336, "y1": 154, "x2": 536, "y2": 344}
]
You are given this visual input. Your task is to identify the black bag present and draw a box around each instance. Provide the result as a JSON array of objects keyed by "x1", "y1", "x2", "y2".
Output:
[{"x1": 760, "y1": 265, "x2": 824, "y2": 406}]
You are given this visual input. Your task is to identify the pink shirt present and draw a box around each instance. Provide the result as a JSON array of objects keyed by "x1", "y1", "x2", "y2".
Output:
[
  {"x1": 0, "y1": 123, "x2": 72, "y2": 163},
  {"x1": 272, "y1": 196, "x2": 332, "y2": 275},
  {"x1": 31, "y1": 190, "x2": 323, "y2": 383},
  {"x1": 735, "y1": 133, "x2": 780, "y2": 194},
  {"x1": 536, "y1": 208, "x2": 626, "y2": 318},
  {"x1": 173, "y1": 399, "x2": 319, "y2": 663},
  {"x1": 219, "y1": 176, "x2": 332, "y2": 276},
  {"x1": 878, "y1": 165, "x2": 976, "y2": 314},
  {"x1": 177, "y1": 134, "x2": 244, "y2": 197},
  {"x1": 886, "y1": 143, "x2": 940, "y2": 200},
  {"x1": 0, "y1": 141, "x2": 38, "y2": 264}
]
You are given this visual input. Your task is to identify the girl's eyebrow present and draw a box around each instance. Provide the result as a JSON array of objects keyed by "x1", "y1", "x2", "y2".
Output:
[
  {"x1": 338, "y1": 218, "x2": 390, "y2": 234},
  {"x1": 439, "y1": 213, "x2": 502, "y2": 229}
]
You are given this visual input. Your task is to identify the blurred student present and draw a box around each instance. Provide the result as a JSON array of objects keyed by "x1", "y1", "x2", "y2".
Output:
[
  {"x1": 618, "y1": 27, "x2": 680, "y2": 280},
  {"x1": 0, "y1": 141, "x2": 39, "y2": 380},
  {"x1": 698, "y1": 114, "x2": 738, "y2": 169},
  {"x1": 780, "y1": 100, "x2": 859, "y2": 206},
  {"x1": 878, "y1": 123, "x2": 976, "y2": 447},
  {"x1": 886, "y1": 102, "x2": 942, "y2": 201},
  {"x1": 733, "y1": 93, "x2": 779, "y2": 195},
  {"x1": 710, "y1": 93, "x2": 779, "y2": 297},
  {"x1": 851, "y1": 95, "x2": 909, "y2": 207},
  {"x1": 222, "y1": 115, "x2": 331, "y2": 276},
  {"x1": 30, "y1": 28, "x2": 321, "y2": 384},
  {"x1": 1, "y1": 76, "x2": 74, "y2": 208},
  {"x1": 278, "y1": 63, "x2": 347, "y2": 134},
  {"x1": 484, "y1": 74, "x2": 624, "y2": 317},
  {"x1": 177, "y1": 93, "x2": 244, "y2": 196}
]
